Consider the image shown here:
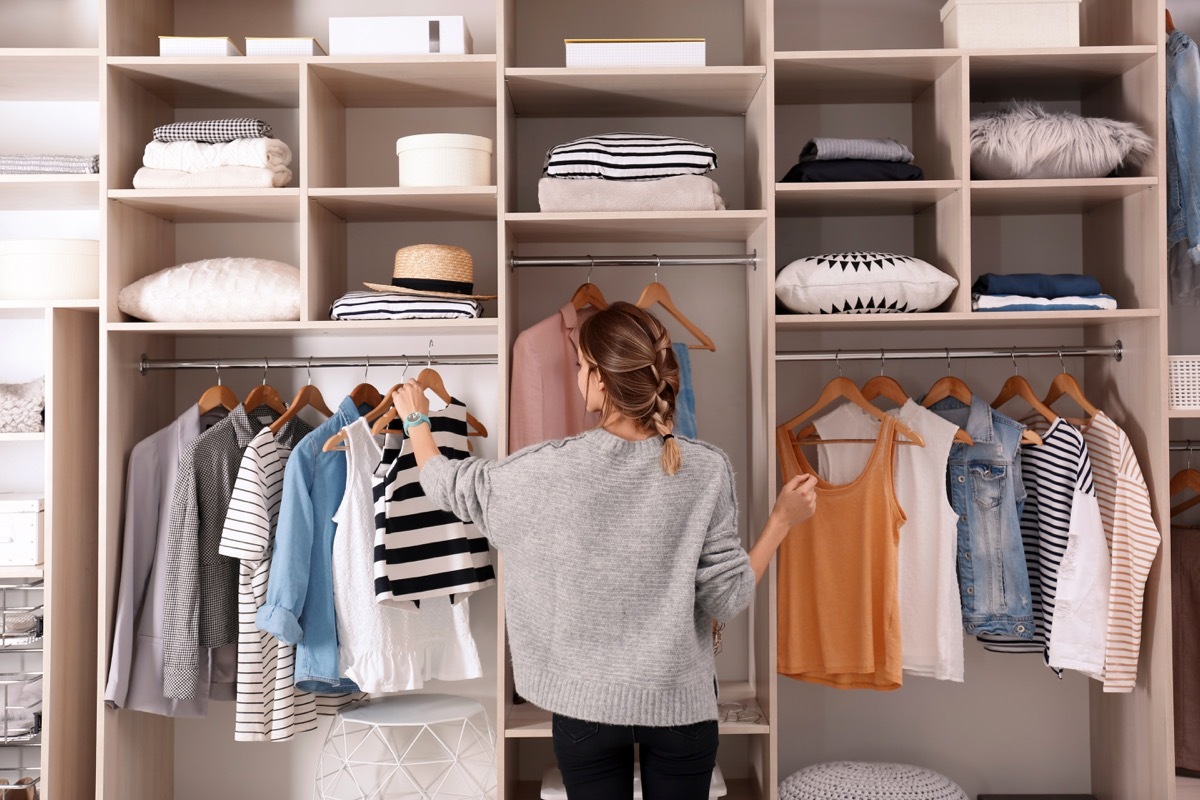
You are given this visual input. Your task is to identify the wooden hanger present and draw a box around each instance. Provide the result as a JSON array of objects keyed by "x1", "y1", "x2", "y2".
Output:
[
  {"x1": 571, "y1": 263, "x2": 609, "y2": 311},
  {"x1": 324, "y1": 358, "x2": 412, "y2": 451},
  {"x1": 635, "y1": 271, "x2": 716, "y2": 352},
  {"x1": 371, "y1": 348, "x2": 488, "y2": 438},
  {"x1": 991, "y1": 351, "x2": 1058, "y2": 435},
  {"x1": 243, "y1": 359, "x2": 287, "y2": 415},
  {"x1": 1172, "y1": 468, "x2": 1200, "y2": 517},
  {"x1": 1042, "y1": 359, "x2": 1099, "y2": 421},
  {"x1": 347, "y1": 356, "x2": 385, "y2": 411},
  {"x1": 197, "y1": 360, "x2": 238, "y2": 415},
  {"x1": 1168, "y1": 8, "x2": 1176, "y2": 33},
  {"x1": 270, "y1": 358, "x2": 334, "y2": 434},
  {"x1": 782, "y1": 375, "x2": 925, "y2": 448},
  {"x1": 919, "y1": 368, "x2": 983, "y2": 446}
]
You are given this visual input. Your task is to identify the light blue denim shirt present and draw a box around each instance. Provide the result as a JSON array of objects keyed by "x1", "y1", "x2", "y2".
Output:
[
  {"x1": 256, "y1": 396, "x2": 363, "y2": 693},
  {"x1": 1168, "y1": 29, "x2": 1200, "y2": 302},
  {"x1": 672, "y1": 342, "x2": 698, "y2": 439},
  {"x1": 926, "y1": 396, "x2": 1035, "y2": 640}
]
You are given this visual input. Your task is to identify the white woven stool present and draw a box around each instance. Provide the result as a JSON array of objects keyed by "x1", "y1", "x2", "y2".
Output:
[{"x1": 315, "y1": 694, "x2": 496, "y2": 800}]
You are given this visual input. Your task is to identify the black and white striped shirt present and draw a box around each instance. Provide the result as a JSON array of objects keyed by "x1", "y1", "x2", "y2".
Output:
[
  {"x1": 543, "y1": 133, "x2": 718, "y2": 181},
  {"x1": 371, "y1": 399, "x2": 496, "y2": 608},
  {"x1": 330, "y1": 291, "x2": 482, "y2": 321}
]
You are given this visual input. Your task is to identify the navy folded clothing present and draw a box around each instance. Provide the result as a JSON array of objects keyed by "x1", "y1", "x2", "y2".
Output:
[
  {"x1": 971, "y1": 273, "x2": 1102, "y2": 299},
  {"x1": 780, "y1": 159, "x2": 924, "y2": 183}
]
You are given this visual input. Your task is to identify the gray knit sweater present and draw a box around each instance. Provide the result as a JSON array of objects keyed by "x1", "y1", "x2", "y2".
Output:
[{"x1": 420, "y1": 428, "x2": 754, "y2": 727}]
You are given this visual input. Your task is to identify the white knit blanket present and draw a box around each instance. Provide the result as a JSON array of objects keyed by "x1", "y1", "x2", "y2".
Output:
[
  {"x1": 132, "y1": 165, "x2": 293, "y2": 189},
  {"x1": 142, "y1": 138, "x2": 292, "y2": 172},
  {"x1": 538, "y1": 174, "x2": 725, "y2": 212}
]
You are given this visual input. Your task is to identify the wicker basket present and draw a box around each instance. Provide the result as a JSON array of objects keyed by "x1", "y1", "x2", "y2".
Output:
[
  {"x1": 395, "y1": 133, "x2": 493, "y2": 187},
  {"x1": 1170, "y1": 356, "x2": 1200, "y2": 409}
]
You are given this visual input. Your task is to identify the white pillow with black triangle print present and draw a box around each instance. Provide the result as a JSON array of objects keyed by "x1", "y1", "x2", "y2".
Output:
[{"x1": 775, "y1": 251, "x2": 957, "y2": 314}]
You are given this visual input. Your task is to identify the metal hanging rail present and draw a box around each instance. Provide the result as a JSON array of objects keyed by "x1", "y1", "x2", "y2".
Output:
[
  {"x1": 1171, "y1": 441, "x2": 1200, "y2": 451},
  {"x1": 508, "y1": 251, "x2": 758, "y2": 270},
  {"x1": 775, "y1": 342, "x2": 1124, "y2": 363},
  {"x1": 139, "y1": 353, "x2": 498, "y2": 375}
]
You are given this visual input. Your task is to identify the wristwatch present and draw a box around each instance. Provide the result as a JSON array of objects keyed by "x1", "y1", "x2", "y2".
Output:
[{"x1": 403, "y1": 411, "x2": 431, "y2": 435}]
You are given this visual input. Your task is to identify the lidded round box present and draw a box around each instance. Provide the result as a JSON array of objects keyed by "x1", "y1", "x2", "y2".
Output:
[
  {"x1": 395, "y1": 133, "x2": 493, "y2": 187},
  {"x1": 0, "y1": 239, "x2": 100, "y2": 301}
]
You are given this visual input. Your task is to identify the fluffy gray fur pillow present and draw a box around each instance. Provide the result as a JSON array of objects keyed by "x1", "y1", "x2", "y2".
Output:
[
  {"x1": 971, "y1": 100, "x2": 1153, "y2": 180},
  {"x1": 0, "y1": 377, "x2": 44, "y2": 434}
]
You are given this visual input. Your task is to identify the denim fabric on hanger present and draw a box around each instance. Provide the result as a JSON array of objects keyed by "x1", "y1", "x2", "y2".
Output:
[
  {"x1": 1168, "y1": 28, "x2": 1200, "y2": 303},
  {"x1": 925, "y1": 396, "x2": 1035, "y2": 639},
  {"x1": 672, "y1": 342, "x2": 698, "y2": 439}
]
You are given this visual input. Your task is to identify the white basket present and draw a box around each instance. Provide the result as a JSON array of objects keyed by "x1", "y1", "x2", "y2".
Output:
[
  {"x1": 940, "y1": 0, "x2": 1081, "y2": 48},
  {"x1": 395, "y1": 133, "x2": 493, "y2": 188},
  {"x1": 1170, "y1": 356, "x2": 1200, "y2": 409}
]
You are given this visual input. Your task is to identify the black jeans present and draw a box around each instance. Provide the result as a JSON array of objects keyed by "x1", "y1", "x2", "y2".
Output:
[{"x1": 551, "y1": 713, "x2": 719, "y2": 800}]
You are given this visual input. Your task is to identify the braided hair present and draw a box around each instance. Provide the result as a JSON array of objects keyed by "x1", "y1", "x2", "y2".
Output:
[{"x1": 578, "y1": 301, "x2": 683, "y2": 475}]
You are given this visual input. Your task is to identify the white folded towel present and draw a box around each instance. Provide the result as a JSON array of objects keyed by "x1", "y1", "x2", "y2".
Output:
[
  {"x1": 538, "y1": 174, "x2": 726, "y2": 212},
  {"x1": 142, "y1": 137, "x2": 292, "y2": 172},
  {"x1": 132, "y1": 165, "x2": 293, "y2": 189}
]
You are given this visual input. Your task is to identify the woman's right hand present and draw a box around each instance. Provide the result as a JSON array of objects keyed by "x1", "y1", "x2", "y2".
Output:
[{"x1": 770, "y1": 474, "x2": 818, "y2": 529}]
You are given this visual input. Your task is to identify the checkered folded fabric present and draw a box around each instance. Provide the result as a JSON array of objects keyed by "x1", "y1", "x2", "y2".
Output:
[
  {"x1": 0, "y1": 154, "x2": 99, "y2": 174},
  {"x1": 153, "y1": 119, "x2": 273, "y2": 144}
]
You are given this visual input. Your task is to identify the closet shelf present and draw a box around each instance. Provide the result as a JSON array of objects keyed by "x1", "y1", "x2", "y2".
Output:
[
  {"x1": 0, "y1": 175, "x2": 101, "y2": 211},
  {"x1": 776, "y1": 181, "x2": 961, "y2": 216},
  {"x1": 970, "y1": 178, "x2": 1158, "y2": 215},
  {"x1": 310, "y1": 56, "x2": 497, "y2": 107},
  {"x1": 504, "y1": 66, "x2": 766, "y2": 116},
  {"x1": 968, "y1": 45, "x2": 1157, "y2": 101},
  {"x1": 0, "y1": 49, "x2": 99, "y2": 100},
  {"x1": 776, "y1": 309, "x2": 1160, "y2": 331},
  {"x1": 505, "y1": 681, "x2": 767, "y2": 738},
  {"x1": 107, "y1": 57, "x2": 300, "y2": 107},
  {"x1": 505, "y1": 211, "x2": 767, "y2": 243},
  {"x1": 775, "y1": 50, "x2": 960, "y2": 103},
  {"x1": 108, "y1": 189, "x2": 300, "y2": 222},
  {"x1": 1170, "y1": 408, "x2": 1200, "y2": 419},
  {"x1": 0, "y1": 300, "x2": 98, "y2": 312},
  {"x1": 106, "y1": 319, "x2": 501, "y2": 338},
  {"x1": 0, "y1": 568, "x2": 42, "y2": 581},
  {"x1": 309, "y1": 187, "x2": 497, "y2": 222},
  {"x1": 0, "y1": 434, "x2": 44, "y2": 444}
]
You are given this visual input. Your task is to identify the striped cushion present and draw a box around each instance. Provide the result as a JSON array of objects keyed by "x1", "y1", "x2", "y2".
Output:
[{"x1": 544, "y1": 133, "x2": 718, "y2": 181}]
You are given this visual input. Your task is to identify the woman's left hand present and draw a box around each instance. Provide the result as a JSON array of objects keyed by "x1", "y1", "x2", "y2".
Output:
[{"x1": 391, "y1": 379, "x2": 430, "y2": 420}]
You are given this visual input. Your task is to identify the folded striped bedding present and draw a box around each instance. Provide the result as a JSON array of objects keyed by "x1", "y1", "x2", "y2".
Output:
[
  {"x1": 972, "y1": 293, "x2": 1118, "y2": 311},
  {"x1": 153, "y1": 118, "x2": 272, "y2": 144},
  {"x1": 544, "y1": 132, "x2": 717, "y2": 181},
  {"x1": 330, "y1": 291, "x2": 483, "y2": 321},
  {"x1": 0, "y1": 154, "x2": 99, "y2": 174}
]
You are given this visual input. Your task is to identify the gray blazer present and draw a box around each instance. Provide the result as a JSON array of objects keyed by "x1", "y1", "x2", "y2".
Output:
[{"x1": 104, "y1": 406, "x2": 235, "y2": 716}]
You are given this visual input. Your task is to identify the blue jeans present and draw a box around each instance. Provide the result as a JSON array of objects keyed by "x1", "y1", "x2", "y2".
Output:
[
  {"x1": 672, "y1": 343, "x2": 697, "y2": 439},
  {"x1": 551, "y1": 714, "x2": 718, "y2": 800}
]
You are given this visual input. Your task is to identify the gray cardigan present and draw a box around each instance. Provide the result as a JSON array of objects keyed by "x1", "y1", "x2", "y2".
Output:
[{"x1": 420, "y1": 428, "x2": 754, "y2": 727}]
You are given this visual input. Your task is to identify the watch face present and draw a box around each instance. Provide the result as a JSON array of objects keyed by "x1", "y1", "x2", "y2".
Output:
[{"x1": 406, "y1": 411, "x2": 423, "y2": 423}]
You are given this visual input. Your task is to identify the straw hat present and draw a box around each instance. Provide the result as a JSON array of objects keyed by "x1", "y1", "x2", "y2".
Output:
[{"x1": 364, "y1": 244, "x2": 496, "y2": 300}]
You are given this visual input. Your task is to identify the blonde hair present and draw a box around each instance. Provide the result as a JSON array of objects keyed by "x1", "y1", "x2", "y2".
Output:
[{"x1": 578, "y1": 301, "x2": 682, "y2": 475}]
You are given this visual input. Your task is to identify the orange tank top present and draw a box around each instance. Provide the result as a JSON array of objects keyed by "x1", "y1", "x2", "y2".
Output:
[{"x1": 776, "y1": 415, "x2": 906, "y2": 690}]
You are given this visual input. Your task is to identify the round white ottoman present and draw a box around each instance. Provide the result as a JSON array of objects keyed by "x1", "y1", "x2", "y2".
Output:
[{"x1": 780, "y1": 761, "x2": 968, "y2": 800}]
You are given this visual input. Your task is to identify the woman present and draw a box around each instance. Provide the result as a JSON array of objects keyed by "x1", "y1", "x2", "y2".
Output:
[{"x1": 392, "y1": 301, "x2": 817, "y2": 800}]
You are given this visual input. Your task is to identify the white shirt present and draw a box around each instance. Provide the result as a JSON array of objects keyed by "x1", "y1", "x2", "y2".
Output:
[
  {"x1": 815, "y1": 400, "x2": 965, "y2": 682},
  {"x1": 219, "y1": 427, "x2": 317, "y2": 741},
  {"x1": 332, "y1": 418, "x2": 481, "y2": 694}
]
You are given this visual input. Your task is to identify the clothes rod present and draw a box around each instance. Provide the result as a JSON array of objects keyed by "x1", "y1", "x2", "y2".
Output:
[
  {"x1": 1171, "y1": 441, "x2": 1200, "y2": 451},
  {"x1": 139, "y1": 354, "x2": 498, "y2": 375},
  {"x1": 508, "y1": 252, "x2": 757, "y2": 269},
  {"x1": 775, "y1": 342, "x2": 1123, "y2": 363}
]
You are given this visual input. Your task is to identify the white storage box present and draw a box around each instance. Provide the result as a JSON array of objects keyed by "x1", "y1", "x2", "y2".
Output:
[
  {"x1": 159, "y1": 36, "x2": 244, "y2": 57},
  {"x1": 1171, "y1": 356, "x2": 1200, "y2": 409},
  {"x1": 245, "y1": 37, "x2": 325, "y2": 57},
  {"x1": 940, "y1": 0, "x2": 1081, "y2": 48},
  {"x1": 0, "y1": 239, "x2": 99, "y2": 302},
  {"x1": 395, "y1": 134, "x2": 493, "y2": 187},
  {"x1": 565, "y1": 38, "x2": 706, "y2": 68},
  {"x1": 0, "y1": 496, "x2": 43, "y2": 568},
  {"x1": 329, "y1": 16, "x2": 472, "y2": 56}
]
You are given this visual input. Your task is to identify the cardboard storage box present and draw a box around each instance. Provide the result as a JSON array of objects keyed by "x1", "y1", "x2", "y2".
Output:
[
  {"x1": 159, "y1": 36, "x2": 243, "y2": 57},
  {"x1": 0, "y1": 495, "x2": 43, "y2": 567},
  {"x1": 565, "y1": 38, "x2": 706, "y2": 68},
  {"x1": 940, "y1": 0, "x2": 1081, "y2": 48},
  {"x1": 0, "y1": 239, "x2": 99, "y2": 302},
  {"x1": 329, "y1": 16, "x2": 472, "y2": 56}
]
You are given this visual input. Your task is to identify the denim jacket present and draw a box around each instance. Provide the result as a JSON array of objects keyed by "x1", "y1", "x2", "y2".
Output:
[
  {"x1": 256, "y1": 396, "x2": 363, "y2": 693},
  {"x1": 1168, "y1": 29, "x2": 1200, "y2": 301},
  {"x1": 926, "y1": 396, "x2": 1035, "y2": 639}
]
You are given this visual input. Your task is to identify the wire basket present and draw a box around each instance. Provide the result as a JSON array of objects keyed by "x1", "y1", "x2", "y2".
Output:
[{"x1": 1170, "y1": 356, "x2": 1200, "y2": 409}]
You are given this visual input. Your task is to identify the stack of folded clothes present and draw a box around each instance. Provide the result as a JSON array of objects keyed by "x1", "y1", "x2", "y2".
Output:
[
  {"x1": 132, "y1": 118, "x2": 293, "y2": 189},
  {"x1": 538, "y1": 132, "x2": 724, "y2": 212},
  {"x1": 780, "y1": 137, "x2": 924, "y2": 182},
  {"x1": 0, "y1": 154, "x2": 99, "y2": 174},
  {"x1": 330, "y1": 243, "x2": 494, "y2": 322},
  {"x1": 972, "y1": 272, "x2": 1117, "y2": 311}
]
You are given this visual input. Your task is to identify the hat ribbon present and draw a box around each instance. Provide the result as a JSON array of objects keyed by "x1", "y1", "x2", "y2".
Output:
[{"x1": 392, "y1": 277, "x2": 474, "y2": 294}]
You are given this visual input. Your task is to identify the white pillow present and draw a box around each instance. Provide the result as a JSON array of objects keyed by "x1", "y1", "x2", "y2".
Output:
[
  {"x1": 775, "y1": 252, "x2": 957, "y2": 314},
  {"x1": 117, "y1": 257, "x2": 300, "y2": 322},
  {"x1": 0, "y1": 377, "x2": 44, "y2": 434}
]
